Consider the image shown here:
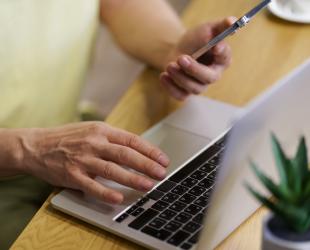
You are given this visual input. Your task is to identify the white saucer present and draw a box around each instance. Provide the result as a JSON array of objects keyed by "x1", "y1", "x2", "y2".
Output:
[{"x1": 268, "y1": 0, "x2": 310, "y2": 23}]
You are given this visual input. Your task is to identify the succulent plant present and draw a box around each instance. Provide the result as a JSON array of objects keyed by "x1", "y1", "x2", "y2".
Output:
[{"x1": 246, "y1": 134, "x2": 310, "y2": 233}]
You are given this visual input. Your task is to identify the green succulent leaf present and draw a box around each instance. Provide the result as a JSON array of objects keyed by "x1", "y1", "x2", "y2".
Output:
[
  {"x1": 303, "y1": 179, "x2": 310, "y2": 200},
  {"x1": 248, "y1": 134, "x2": 310, "y2": 233},
  {"x1": 293, "y1": 136, "x2": 309, "y2": 183},
  {"x1": 290, "y1": 159, "x2": 302, "y2": 197},
  {"x1": 249, "y1": 160, "x2": 292, "y2": 202},
  {"x1": 246, "y1": 183, "x2": 310, "y2": 232},
  {"x1": 271, "y1": 133, "x2": 292, "y2": 190}
]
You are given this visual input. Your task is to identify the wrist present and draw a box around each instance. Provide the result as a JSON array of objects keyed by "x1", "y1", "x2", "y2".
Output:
[
  {"x1": 0, "y1": 128, "x2": 42, "y2": 176},
  {"x1": 0, "y1": 129, "x2": 26, "y2": 175}
]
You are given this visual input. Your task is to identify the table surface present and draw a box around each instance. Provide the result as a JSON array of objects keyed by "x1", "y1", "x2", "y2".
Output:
[{"x1": 11, "y1": 0, "x2": 310, "y2": 249}]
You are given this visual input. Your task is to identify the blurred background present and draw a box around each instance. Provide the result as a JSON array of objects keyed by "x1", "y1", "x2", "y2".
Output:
[{"x1": 80, "y1": 0, "x2": 189, "y2": 118}]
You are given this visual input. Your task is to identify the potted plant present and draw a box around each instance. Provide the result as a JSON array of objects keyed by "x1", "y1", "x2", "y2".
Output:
[{"x1": 246, "y1": 134, "x2": 310, "y2": 250}]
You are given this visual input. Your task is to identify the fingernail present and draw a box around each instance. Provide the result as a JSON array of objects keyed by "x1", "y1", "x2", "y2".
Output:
[
  {"x1": 154, "y1": 167, "x2": 167, "y2": 179},
  {"x1": 179, "y1": 56, "x2": 191, "y2": 68},
  {"x1": 158, "y1": 154, "x2": 170, "y2": 166},
  {"x1": 141, "y1": 179, "x2": 154, "y2": 191},
  {"x1": 109, "y1": 193, "x2": 123, "y2": 204}
]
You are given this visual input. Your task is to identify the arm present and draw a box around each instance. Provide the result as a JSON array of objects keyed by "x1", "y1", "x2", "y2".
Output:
[
  {"x1": 0, "y1": 129, "x2": 24, "y2": 177},
  {"x1": 0, "y1": 123, "x2": 169, "y2": 204},
  {"x1": 100, "y1": 0, "x2": 185, "y2": 70},
  {"x1": 100, "y1": 0, "x2": 236, "y2": 100}
]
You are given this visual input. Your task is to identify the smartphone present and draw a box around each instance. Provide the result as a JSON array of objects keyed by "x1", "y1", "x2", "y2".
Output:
[{"x1": 192, "y1": 0, "x2": 271, "y2": 60}]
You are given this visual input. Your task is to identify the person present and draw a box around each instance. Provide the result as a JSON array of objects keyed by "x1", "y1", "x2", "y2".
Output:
[{"x1": 0, "y1": 0, "x2": 235, "y2": 248}]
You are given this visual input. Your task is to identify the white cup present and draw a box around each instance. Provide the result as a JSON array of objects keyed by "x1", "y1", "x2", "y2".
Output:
[{"x1": 279, "y1": 0, "x2": 310, "y2": 15}]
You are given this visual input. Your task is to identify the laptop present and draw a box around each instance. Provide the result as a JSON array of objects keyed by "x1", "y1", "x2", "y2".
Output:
[{"x1": 51, "y1": 58, "x2": 310, "y2": 250}]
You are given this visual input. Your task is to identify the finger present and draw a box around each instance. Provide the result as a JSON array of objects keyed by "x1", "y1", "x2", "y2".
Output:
[
  {"x1": 210, "y1": 41, "x2": 232, "y2": 68},
  {"x1": 177, "y1": 55, "x2": 221, "y2": 85},
  {"x1": 166, "y1": 63, "x2": 206, "y2": 95},
  {"x1": 103, "y1": 126, "x2": 170, "y2": 167},
  {"x1": 160, "y1": 72, "x2": 189, "y2": 101},
  {"x1": 100, "y1": 143, "x2": 167, "y2": 180},
  {"x1": 70, "y1": 170, "x2": 124, "y2": 204},
  {"x1": 84, "y1": 158, "x2": 155, "y2": 192},
  {"x1": 211, "y1": 16, "x2": 238, "y2": 35}
]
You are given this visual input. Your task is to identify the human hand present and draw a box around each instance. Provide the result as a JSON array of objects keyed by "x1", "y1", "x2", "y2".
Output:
[
  {"x1": 160, "y1": 17, "x2": 237, "y2": 101},
  {"x1": 20, "y1": 122, "x2": 169, "y2": 204}
]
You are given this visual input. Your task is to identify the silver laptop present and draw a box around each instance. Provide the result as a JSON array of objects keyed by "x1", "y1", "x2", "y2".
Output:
[{"x1": 52, "y1": 59, "x2": 310, "y2": 250}]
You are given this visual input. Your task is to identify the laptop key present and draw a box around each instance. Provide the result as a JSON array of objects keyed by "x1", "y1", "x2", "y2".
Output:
[
  {"x1": 164, "y1": 220, "x2": 182, "y2": 232},
  {"x1": 188, "y1": 186, "x2": 205, "y2": 196},
  {"x1": 159, "y1": 209, "x2": 177, "y2": 220},
  {"x1": 167, "y1": 230, "x2": 190, "y2": 246},
  {"x1": 169, "y1": 163, "x2": 200, "y2": 183},
  {"x1": 161, "y1": 193, "x2": 179, "y2": 203},
  {"x1": 184, "y1": 204, "x2": 202, "y2": 215},
  {"x1": 131, "y1": 207, "x2": 145, "y2": 217},
  {"x1": 207, "y1": 171, "x2": 216, "y2": 181},
  {"x1": 174, "y1": 212, "x2": 192, "y2": 224},
  {"x1": 156, "y1": 180, "x2": 177, "y2": 192},
  {"x1": 115, "y1": 213, "x2": 129, "y2": 223},
  {"x1": 203, "y1": 189, "x2": 213, "y2": 197},
  {"x1": 149, "y1": 218, "x2": 167, "y2": 228},
  {"x1": 148, "y1": 189, "x2": 164, "y2": 200},
  {"x1": 180, "y1": 242, "x2": 193, "y2": 250},
  {"x1": 171, "y1": 185, "x2": 189, "y2": 196},
  {"x1": 188, "y1": 230, "x2": 201, "y2": 244},
  {"x1": 136, "y1": 197, "x2": 150, "y2": 207},
  {"x1": 209, "y1": 155, "x2": 220, "y2": 165},
  {"x1": 199, "y1": 163, "x2": 216, "y2": 173},
  {"x1": 128, "y1": 208, "x2": 159, "y2": 230},
  {"x1": 169, "y1": 201, "x2": 187, "y2": 212},
  {"x1": 179, "y1": 193, "x2": 196, "y2": 203},
  {"x1": 193, "y1": 213, "x2": 204, "y2": 224},
  {"x1": 141, "y1": 226, "x2": 172, "y2": 241},
  {"x1": 198, "y1": 178, "x2": 214, "y2": 189},
  {"x1": 190, "y1": 170, "x2": 208, "y2": 180},
  {"x1": 183, "y1": 221, "x2": 201, "y2": 233},
  {"x1": 181, "y1": 177, "x2": 198, "y2": 187},
  {"x1": 193, "y1": 196, "x2": 208, "y2": 207},
  {"x1": 126, "y1": 205, "x2": 138, "y2": 214},
  {"x1": 152, "y1": 200, "x2": 169, "y2": 211}
]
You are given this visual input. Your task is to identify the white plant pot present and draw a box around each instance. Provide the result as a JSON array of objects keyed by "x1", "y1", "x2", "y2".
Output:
[{"x1": 262, "y1": 214, "x2": 310, "y2": 250}]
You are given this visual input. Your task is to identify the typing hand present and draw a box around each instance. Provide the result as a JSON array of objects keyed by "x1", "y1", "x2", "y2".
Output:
[
  {"x1": 19, "y1": 122, "x2": 169, "y2": 204},
  {"x1": 160, "y1": 17, "x2": 237, "y2": 101}
]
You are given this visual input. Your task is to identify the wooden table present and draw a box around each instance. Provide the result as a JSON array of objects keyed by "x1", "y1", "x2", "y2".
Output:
[{"x1": 11, "y1": 0, "x2": 310, "y2": 249}]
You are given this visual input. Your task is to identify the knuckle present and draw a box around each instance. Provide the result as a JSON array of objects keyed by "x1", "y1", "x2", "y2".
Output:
[
  {"x1": 117, "y1": 147, "x2": 130, "y2": 163},
  {"x1": 128, "y1": 174, "x2": 140, "y2": 188},
  {"x1": 149, "y1": 147, "x2": 162, "y2": 160},
  {"x1": 127, "y1": 134, "x2": 142, "y2": 149},
  {"x1": 101, "y1": 162, "x2": 114, "y2": 179},
  {"x1": 89, "y1": 122, "x2": 105, "y2": 135},
  {"x1": 147, "y1": 162, "x2": 159, "y2": 175},
  {"x1": 187, "y1": 63, "x2": 198, "y2": 75}
]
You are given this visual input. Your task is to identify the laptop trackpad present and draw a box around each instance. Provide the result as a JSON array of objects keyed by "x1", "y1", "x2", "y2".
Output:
[{"x1": 143, "y1": 123, "x2": 211, "y2": 175}]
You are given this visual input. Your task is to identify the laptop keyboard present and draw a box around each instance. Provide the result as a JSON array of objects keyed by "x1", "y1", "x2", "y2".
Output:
[{"x1": 115, "y1": 135, "x2": 226, "y2": 249}]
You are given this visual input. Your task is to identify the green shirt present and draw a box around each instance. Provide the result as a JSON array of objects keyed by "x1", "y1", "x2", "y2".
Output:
[{"x1": 0, "y1": 0, "x2": 99, "y2": 128}]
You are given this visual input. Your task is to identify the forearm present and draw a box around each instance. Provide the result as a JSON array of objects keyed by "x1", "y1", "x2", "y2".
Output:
[
  {"x1": 0, "y1": 129, "x2": 26, "y2": 177},
  {"x1": 100, "y1": 0, "x2": 185, "y2": 70}
]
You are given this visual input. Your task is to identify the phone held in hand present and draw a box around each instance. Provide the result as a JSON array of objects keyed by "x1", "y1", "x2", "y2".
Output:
[{"x1": 192, "y1": 0, "x2": 271, "y2": 60}]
